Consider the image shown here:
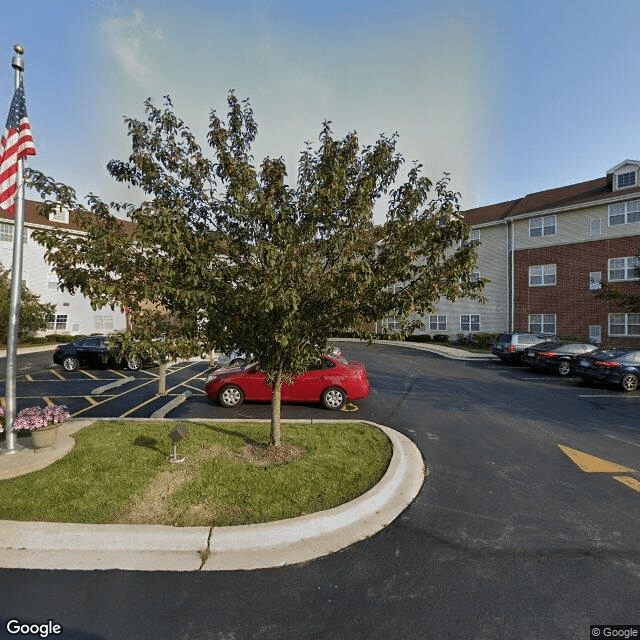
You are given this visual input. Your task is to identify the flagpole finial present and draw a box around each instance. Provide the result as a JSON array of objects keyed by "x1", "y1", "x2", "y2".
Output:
[{"x1": 12, "y1": 45, "x2": 24, "y2": 72}]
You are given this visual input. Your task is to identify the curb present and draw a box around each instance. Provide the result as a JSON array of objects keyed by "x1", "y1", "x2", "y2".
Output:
[{"x1": 0, "y1": 420, "x2": 424, "y2": 571}]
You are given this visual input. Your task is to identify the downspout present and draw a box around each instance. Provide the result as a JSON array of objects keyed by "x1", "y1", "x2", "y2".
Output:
[{"x1": 510, "y1": 218, "x2": 515, "y2": 331}]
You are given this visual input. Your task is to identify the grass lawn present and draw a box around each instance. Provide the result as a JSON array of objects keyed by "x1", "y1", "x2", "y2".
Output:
[{"x1": 0, "y1": 420, "x2": 392, "y2": 527}]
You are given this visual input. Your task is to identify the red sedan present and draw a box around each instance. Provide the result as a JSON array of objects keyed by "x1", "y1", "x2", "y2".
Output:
[{"x1": 204, "y1": 352, "x2": 370, "y2": 410}]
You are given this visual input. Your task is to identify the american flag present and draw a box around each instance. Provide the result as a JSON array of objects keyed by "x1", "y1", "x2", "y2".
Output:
[{"x1": 0, "y1": 81, "x2": 36, "y2": 215}]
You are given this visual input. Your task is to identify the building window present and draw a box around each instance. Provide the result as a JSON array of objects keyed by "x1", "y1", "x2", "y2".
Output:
[
  {"x1": 608, "y1": 257, "x2": 640, "y2": 282},
  {"x1": 0, "y1": 222, "x2": 26, "y2": 243},
  {"x1": 460, "y1": 314, "x2": 480, "y2": 332},
  {"x1": 608, "y1": 200, "x2": 640, "y2": 225},
  {"x1": 46, "y1": 314, "x2": 68, "y2": 331},
  {"x1": 47, "y1": 278, "x2": 59, "y2": 290},
  {"x1": 529, "y1": 264, "x2": 556, "y2": 286},
  {"x1": 94, "y1": 315, "x2": 114, "y2": 332},
  {"x1": 617, "y1": 171, "x2": 637, "y2": 189},
  {"x1": 529, "y1": 215, "x2": 556, "y2": 238},
  {"x1": 428, "y1": 315, "x2": 447, "y2": 331},
  {"x1": 589, "y1": 272, "x2": 602, "y2": 291},
  {"x1": 609, "y1": 313, "x2": 640, "y2": 336},
  {"x1": 588, "y1": 325, "x2": 602, "y2": 345},
  {"x1": 469, "y1": 228, "x2": 480, "y2": 243},
  {"x1": 589, "y1": 218, "x2": 602, "y2": 237},
  {"x1": 528, "y1": 314, "x2": 556, "y2": 334}
]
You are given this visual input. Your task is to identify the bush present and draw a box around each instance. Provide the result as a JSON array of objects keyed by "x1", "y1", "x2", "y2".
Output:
[
  {"x1": 432, "y1": 334, "x2": 449, "y2": 343},
  {"x1": 405, "y1": 334, "x2": 432, "y2": 343}
]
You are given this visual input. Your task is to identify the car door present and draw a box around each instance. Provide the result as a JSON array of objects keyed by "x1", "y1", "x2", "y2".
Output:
[
  {"x1": 236, "y1": 367, "x2": 273, "y2": 401},
  {"x1": 74, "y1": 337, "x2": 105, "y2": 368},
  {"x1": 282, "y1": 357, "x2": 334, "y2": 402}
]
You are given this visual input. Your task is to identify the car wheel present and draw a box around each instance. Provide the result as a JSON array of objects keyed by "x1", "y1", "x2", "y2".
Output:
[
  {"x1": 229, "y1": 358, "x2": 246, "y2": 367},
  {"x1": 126, "y1": 355, "x2": 143, "y2": 371},
  {"x1": 62, "y1": 356, "x2": 80, "y2": 372},
  {"x1": 321, "y1": 386, "x2": 346, "y2": 410},
  {"x1": 556, "y1": 361, "x2": 572, "y2": 377},
  {"x1": 621, "y1": 373, "x2": 639, "y2": 392},
  {"x1": 218, "y1": 385, "x2": 244, "y2": 408}
]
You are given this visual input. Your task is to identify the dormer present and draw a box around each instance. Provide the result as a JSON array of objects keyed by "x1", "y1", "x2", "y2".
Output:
[
  {"x1": 48, "y1": 205, "x2": 69, "y2": 224},
  {"x1": 606, "y1": 160, "x2": 640, "y2": 192}
]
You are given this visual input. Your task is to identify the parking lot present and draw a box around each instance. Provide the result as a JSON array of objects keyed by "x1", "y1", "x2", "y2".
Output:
[{"x1": 3, "y1": 344, "x2": 640, "y2": 424}]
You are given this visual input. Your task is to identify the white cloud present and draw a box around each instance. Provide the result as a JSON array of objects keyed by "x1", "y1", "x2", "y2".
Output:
[{"x1": 101, "y1": 9, "x2": 163, "y2": 87}]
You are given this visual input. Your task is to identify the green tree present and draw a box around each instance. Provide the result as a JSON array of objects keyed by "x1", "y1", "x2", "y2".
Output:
[
  {"x1": 28, "y1": 92, "x2": 485, "y2": 445},
  {"x1": 0, "y1": 267, "x2": 55, "y2": 342}
]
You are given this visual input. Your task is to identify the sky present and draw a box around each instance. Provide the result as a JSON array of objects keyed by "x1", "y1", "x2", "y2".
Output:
[{"x1": 2, "y1": 0, "x2": 639, "y2": 220}]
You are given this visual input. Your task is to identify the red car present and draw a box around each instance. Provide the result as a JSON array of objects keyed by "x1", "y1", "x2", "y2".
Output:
[{"x1": 204, "y1": 352, "x2": 370, "y2": 410}]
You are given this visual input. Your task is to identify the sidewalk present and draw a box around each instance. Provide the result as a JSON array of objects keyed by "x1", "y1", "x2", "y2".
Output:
[{"x1": 332, "y1": 337, "x2": 498, "y2": 361}]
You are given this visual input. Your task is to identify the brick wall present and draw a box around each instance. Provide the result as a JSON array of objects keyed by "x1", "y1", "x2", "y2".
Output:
[{"x1": 514, "y1": 237, "x2": 640, "y2": 347}]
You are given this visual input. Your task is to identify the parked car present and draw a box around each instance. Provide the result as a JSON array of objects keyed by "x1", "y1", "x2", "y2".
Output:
[
  {"x1": 214, "y1": 346, "x2": 344, "y2": 371},
  {"x1": 214, "y1": 350, "x2": 252, "y2": 370},
  {"x1": 520, "y1": 342, "x2": 600, "y2": 376},
  {"x1": 205, "y1": 351, "x2": 370, "y2": 410},
  {"x1": 491, "y1": 332, "x2": 557, "y2": 364},
  {"x1": 573, "y1": 348, "x2": 640, "y2": 391},
  {"x1": 53, "y1": 336, "x2": 149, "y2": 372}
]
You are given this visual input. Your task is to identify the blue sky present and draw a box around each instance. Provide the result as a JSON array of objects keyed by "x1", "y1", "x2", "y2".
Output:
[{"x1": 2, "y1": 0, "x2": 639, "y2": 219}]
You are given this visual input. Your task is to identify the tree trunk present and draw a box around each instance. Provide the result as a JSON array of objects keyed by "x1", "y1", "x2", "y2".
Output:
[{"x1": 270, "y1": 366, "x2": 283, "y2": 446}]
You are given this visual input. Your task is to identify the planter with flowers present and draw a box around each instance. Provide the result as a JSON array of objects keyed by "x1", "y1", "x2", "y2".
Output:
[{"x1": 0, "y1": 405, "x2": 70, "y2": 451}]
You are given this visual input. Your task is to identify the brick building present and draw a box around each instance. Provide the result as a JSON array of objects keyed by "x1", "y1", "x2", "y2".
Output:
[{"x1": 424, "y1": 160, "x2": 640, "y2": 347}]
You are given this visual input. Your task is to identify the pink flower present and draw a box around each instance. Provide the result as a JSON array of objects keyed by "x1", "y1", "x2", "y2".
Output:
[{"x1": 11, "y1": 405, "x2": 69, "y2": 431}]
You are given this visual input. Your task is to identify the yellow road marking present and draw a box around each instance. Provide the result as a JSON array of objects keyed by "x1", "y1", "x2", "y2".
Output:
[
  {"x1": 50, "y1": 369, "x2": 64, "y2": 380},
  {"x1": 79, "y1": 370, "x2": 98, "y2": 380},
  {"x1": 108, "y1": 369, "x2": 128, "y2": 378},
  {"x1": 24, "y1": 374, "x2": 33, "y2": 381},
  {"x1": 558, "y1": 445, "x2": 636, "y2": 473},
  {"x1": 613, "y1": 476, "x2": 640, "y2": 494},
  {"x1": 42, "y1": 397, "x2": 54, "y2": 407},
  {"x1": 84, "y1": 395, "x2": 98, "y2": 406}
]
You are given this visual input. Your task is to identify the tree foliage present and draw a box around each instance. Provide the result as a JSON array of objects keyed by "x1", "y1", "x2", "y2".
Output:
[
  {"x1": 0, "y1": 267, "x2": 55, "y2": 342},
  {"x1": 28, "y1": 92, "x2": 485, "y2": 444}
]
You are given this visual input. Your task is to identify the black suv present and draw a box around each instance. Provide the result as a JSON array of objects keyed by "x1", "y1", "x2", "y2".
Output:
[
  {"x1": 53, "y1": 336, "x2": 148, "y2": 372},
  {"x1": 491, "y1": 332, "x2": 557, "y2": 364}
]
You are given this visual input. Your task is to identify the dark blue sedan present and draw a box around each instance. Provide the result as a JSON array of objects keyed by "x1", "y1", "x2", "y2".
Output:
[{"x1": 573, "y1": 348, "x2": 640, "y2": 391}]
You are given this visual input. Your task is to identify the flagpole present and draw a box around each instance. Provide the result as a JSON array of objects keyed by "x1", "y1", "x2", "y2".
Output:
[{"x1": 2, "y1": 44, "x2": 26, "y2": 454}]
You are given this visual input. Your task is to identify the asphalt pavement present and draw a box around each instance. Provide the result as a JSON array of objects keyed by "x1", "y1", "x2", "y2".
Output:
[{"x1": 0, "y1": 341, "x2": 493, "y2": 571}]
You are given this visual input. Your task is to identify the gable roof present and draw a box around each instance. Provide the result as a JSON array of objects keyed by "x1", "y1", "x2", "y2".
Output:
[
  {"x1": 464, "y1": 167, "x2": 640, "y2": 226},
  {"x1": 0, "y1": 200, "x2": 135, "y2": 235}
]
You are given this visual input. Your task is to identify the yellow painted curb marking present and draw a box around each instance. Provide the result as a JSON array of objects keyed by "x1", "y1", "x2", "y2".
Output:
[
  {"x1": 613, "y1": 476, "x2": 640, "y2": 494},
  {"x1": 558, "y1": 445, "x2": 635, "y2": 473}
]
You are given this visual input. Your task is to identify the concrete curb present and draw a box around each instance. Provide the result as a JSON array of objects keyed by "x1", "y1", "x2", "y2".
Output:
[
  {"x1": 150, "y1": 391, "x2": 193, "y2": 419},
  {"x1": 91, "y1": 376, "x2": 135, "y2": 395},
  {"x1": 0, "y1": 420, "x2": 424, "y2": 571}
]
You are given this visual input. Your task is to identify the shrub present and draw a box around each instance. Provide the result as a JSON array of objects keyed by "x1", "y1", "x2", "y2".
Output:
[
  {"x1": 432, "y1": 334, "x2": 449, "y2": 343},
  {"x1": 405, "y1": 334, "x2": 432, "y2": 343}
]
